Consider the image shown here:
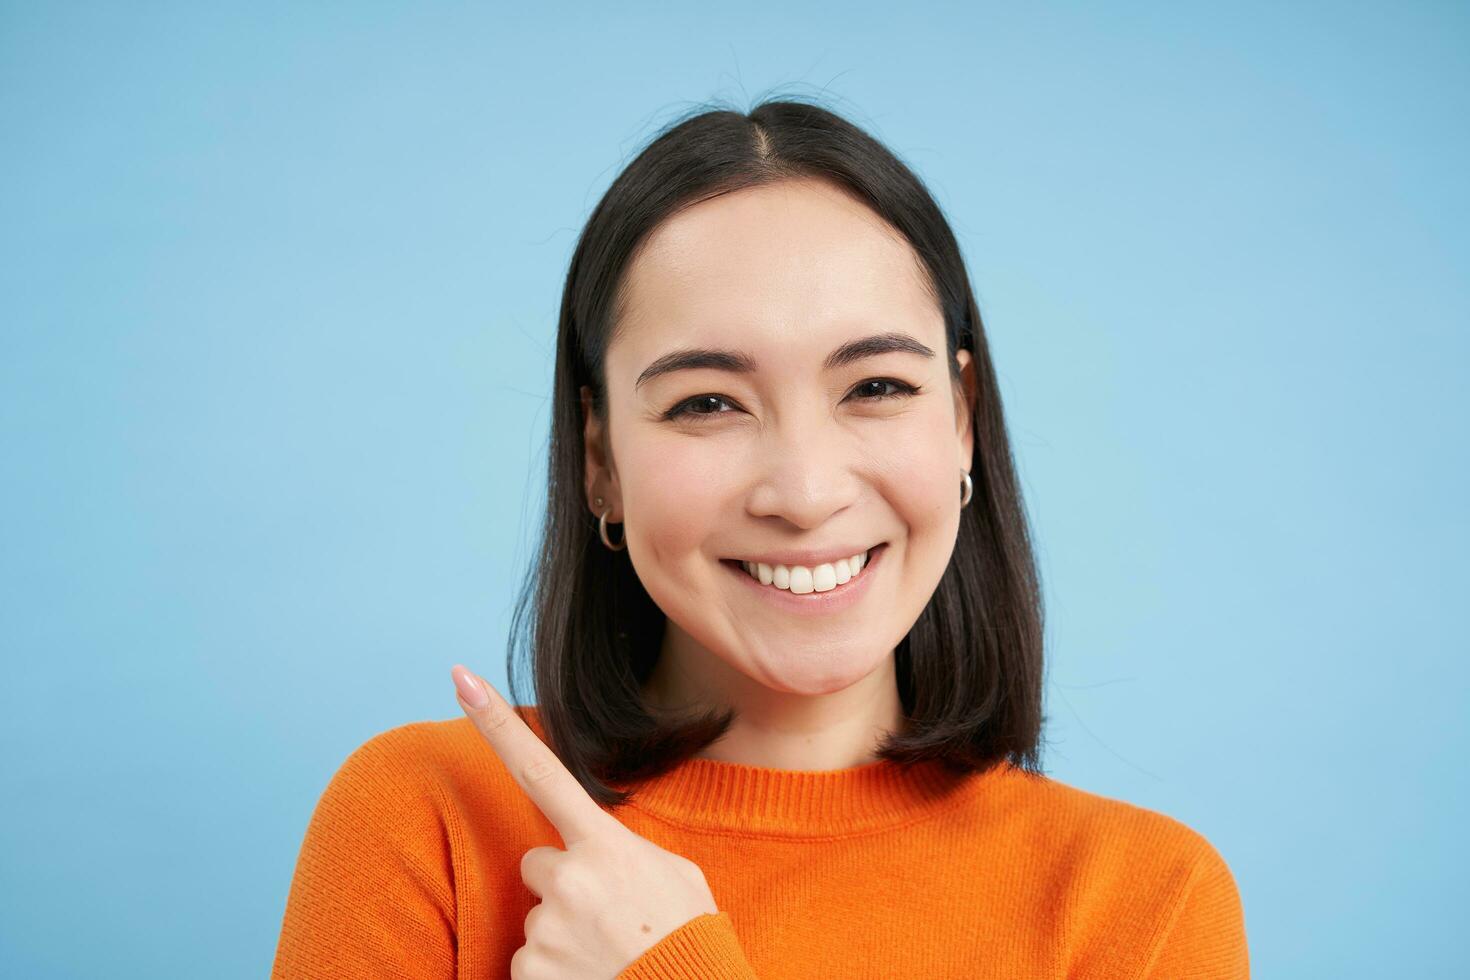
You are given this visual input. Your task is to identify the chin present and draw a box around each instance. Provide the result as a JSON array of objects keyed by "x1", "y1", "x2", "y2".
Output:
[{"x1": 745, "y1": 645, "x2": 891, "y2": 696}]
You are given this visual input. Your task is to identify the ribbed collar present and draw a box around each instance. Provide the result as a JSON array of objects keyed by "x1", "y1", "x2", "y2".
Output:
[
  {"x1": 516, "y1": 704, "x2": 1012, "y2": 838},
  {"x1": 615, "y1": 747, "x2": 1010, "y2": 838}
]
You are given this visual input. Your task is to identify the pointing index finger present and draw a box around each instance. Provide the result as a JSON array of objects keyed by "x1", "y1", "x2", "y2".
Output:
[{"x1": 451, "y1": 664, "x2": 612, "y2": 846}]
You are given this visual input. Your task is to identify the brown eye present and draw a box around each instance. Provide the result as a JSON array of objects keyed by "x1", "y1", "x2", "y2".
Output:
[
  {"x1": 850, "y1": 379, "x2": 921, "y2": 401},
  {"x1": 665, "y1": 394, "x2": 736, "y2": 421}
]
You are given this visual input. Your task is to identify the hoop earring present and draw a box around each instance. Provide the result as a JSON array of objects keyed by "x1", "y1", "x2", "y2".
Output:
[
  {"x1": 960, "y1": 470, "x2": 974, "y2": 507},
  {"x1": 594, "y1": 496, "x2": 626, "y2": 551}
]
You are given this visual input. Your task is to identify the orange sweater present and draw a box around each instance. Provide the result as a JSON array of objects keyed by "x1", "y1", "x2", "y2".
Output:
[{"x1": 272, "y1": 708, "x2": 1249, "y2": 978}]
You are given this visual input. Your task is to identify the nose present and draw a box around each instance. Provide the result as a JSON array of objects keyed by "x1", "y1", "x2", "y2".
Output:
[{"x1": 744, "y1": 410, "x2": 862, "y2": 530}]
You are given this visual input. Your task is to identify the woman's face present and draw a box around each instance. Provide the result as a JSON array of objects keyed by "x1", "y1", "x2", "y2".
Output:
[{"x1": 584, "y1": 176, "x2": 975, "y2": 702}]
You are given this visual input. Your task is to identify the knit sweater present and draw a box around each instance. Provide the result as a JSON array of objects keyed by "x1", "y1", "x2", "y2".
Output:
[{"x1": 272, "y1": 707, "x2": 1249, "y2": 978}]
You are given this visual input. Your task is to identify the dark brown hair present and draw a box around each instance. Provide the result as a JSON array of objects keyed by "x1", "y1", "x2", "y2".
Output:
[{"x1": 506, "y1": 95, "x2": 1046, "y2": 807}]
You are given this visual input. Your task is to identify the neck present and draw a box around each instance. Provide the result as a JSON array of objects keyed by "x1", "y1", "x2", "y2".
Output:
[{"x1": 640, "y1": 625, "x2": 907, "y2": 771}]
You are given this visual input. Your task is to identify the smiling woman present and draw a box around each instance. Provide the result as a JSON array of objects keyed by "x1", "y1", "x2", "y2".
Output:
[{"x1": 272, "y1": 98, "x2": 1249, "y2": 979}]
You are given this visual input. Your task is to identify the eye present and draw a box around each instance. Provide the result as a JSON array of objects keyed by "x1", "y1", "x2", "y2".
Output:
[
  {"x1": 664, "y1": 394, "x2": 737, "y2": 420},
  {"x1": 664, "y1": 379, "x2": 917, "y2": 423},
  {"x1": 850, "y1": 378, "x2": 921, "y2": 402}
]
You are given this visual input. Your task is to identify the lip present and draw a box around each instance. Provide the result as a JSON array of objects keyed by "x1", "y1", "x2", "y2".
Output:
[
  {"x1": 724, "y1": 544, "x2": 879, "y2": 568},
  {"x1": 720, "y1": 542, "x2": 887, "y2": 615}
]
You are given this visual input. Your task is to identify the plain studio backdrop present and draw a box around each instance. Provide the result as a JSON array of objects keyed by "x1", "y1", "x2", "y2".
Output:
[{"x1": 1, "y1": 2, "x2": 1465, "y2": 977}]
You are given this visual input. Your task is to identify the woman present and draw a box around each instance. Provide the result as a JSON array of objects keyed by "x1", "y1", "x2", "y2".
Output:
[{"x1": 272, "y1": 99, "x2": 1249, "y2": 979}]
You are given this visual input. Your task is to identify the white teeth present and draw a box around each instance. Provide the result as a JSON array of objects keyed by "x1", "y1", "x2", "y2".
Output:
[{"x1": 737, "y1": 549, "x2": 872, "y2": 593}]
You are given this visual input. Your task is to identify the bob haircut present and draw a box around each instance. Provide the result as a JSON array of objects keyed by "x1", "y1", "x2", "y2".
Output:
[{"x1": 506, "y1": 96, "x2": 1046, "y2": 808}]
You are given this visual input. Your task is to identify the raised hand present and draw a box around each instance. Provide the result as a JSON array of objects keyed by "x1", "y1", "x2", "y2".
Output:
[{"x1": 451, "y1": 664, "x2": 721, "y2": 980}]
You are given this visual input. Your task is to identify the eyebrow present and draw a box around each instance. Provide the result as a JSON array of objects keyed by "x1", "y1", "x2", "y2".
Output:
[{"x1": 634, "y1": 331, "x2": 936, "y2": 390}]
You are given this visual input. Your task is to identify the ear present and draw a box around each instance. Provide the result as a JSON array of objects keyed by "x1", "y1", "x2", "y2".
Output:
[
  {"x1": 580, "y1": 385, "x2": 620, "y2": 518},
  {"x1": 953, "y1": 348, "x2": 977, "y2": 472}
]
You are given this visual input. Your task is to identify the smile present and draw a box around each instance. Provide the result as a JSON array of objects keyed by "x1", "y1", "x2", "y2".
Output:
[
  {"x1": 731, "y1": 547, "x2": 874, "y2": 593},
  {"x1": 718, "y1": 543, "x2": 888, "y2": 613}
]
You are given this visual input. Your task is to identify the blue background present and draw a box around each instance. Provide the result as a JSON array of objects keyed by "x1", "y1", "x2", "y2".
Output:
[{"x1": 2, "y1": 2, "x2": 1465, "y2": 976}]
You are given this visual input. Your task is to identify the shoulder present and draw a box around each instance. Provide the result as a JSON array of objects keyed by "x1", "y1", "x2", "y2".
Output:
[
  {"x1": 981, "y1": 775, "x2": 1246, "y2": 975},
  {"x1": 983, "y1": 767, "x2": 1241, "y2": 916},
  {"x1": 327, "y1": 706, "x2": 552, "y2": 830},
  {"x1": 1001, "y1": 767, "x2": 1232, "y2": 871},
  {"x1": 988, "y1": 768, "x2": 1246, "y2": 969},
  {"x1": 338, "y1": 705, "x2": 545, "y2": 795},
  {"x1": 307, "y1": 720, "x2": 464, "y2": 846}
]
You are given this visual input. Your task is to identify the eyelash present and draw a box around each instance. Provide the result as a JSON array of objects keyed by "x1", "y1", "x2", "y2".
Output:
[{"x1": 663, "y1": 378, "x2": 923, "y2": 422}]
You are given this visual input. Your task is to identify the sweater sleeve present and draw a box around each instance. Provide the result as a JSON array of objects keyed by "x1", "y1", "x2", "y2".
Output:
[
  {"x1": 616, "y1": 911, "x2": 760, "y2": 979},
  {"x1": 271, "y1": 729, "x2": 457, "y2": 979},
  {"x1": 1138, "y1": 840, "x2": 1250, "y2": 979}
]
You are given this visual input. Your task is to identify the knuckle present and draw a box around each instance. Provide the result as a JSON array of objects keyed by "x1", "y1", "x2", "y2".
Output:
[
  {"x1": 546, "y1": 862, "x2": 582, "y2": 897},
  {"x1": 548, "y1": 861, "x2": 603, "y2": 903},
  {"x1": 511, "y1": 941, "x2": 556, "y2": 980}
]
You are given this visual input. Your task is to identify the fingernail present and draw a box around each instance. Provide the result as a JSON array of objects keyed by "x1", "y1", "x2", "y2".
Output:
[{"x1": 453, "y1": 665, "x2": 489, "y2": 708}]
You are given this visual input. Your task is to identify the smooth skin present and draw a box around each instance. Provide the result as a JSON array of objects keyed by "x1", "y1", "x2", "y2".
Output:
[
  {"x1": 585, "y1": 175, "x2": 975, "y2": 771},
  {"x1": 451, "y1": 663, "x2": 718, "y2": 979},
  {"x1": 451, "y1": 176, "x2": 978, "y2": 975}
]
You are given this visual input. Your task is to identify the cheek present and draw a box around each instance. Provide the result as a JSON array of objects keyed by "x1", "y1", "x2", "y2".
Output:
[
  {"x1": 617, "y1": 436, "x2": 730, "y2": 561},
  {"x1": 865, "y1": 418, "x2": 963, "y2": 528}
]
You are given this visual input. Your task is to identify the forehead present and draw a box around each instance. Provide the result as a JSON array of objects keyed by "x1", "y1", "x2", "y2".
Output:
[{"x1": 609, "y1": 177, "x2": 941, "y2": 373}]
